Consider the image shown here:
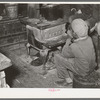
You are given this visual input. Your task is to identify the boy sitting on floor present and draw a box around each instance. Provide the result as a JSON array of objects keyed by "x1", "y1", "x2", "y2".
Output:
[{"x1": 54, "y1": 18, "x2": 97, "y2": 86}]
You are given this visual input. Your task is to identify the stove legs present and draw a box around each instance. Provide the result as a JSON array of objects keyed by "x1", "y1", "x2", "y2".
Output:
[
  {"x1": 26, "y1": 43, "x2": 50, "y2": 75},
  {"x1": 26, "y1": 43, "x2": 31, "y2": 55}
]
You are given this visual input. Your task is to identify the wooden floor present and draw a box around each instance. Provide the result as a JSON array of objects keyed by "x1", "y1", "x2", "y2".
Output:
[
  {"x1": 0, "y1": 35, "x2": 100, "y2": 88},
  {"x1": 0, "y1": 43, "x2": 72, "y2": 88}
]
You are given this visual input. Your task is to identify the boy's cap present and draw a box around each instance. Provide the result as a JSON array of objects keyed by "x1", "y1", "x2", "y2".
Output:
[{"x1": 71, "y1": 18, "x2": 88, "y2": 38}]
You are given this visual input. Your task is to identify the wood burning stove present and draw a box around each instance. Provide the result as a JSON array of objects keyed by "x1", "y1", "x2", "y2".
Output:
[{"x1": 26, "y1": 18, "x2": 68, "y2": 73}]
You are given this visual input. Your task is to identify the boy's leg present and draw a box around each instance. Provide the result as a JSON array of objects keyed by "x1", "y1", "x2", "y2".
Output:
[
  {"x1": 54, "y1": 54, "x2": 76, "y2": 77},
  {"x1": 54, "y1": 54, "x2": 77, "y2": 85},
  {"x1": 54, "y1": 54, "x2": 70, "y2": 79}
]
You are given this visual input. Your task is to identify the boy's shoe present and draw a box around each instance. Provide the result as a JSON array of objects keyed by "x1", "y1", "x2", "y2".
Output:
[
  {"x1": 65, "y1": 77, "x2": 73, "y2": 84},
  {"x1": 54, "y1": 79, "x2": 72, "y2": 87}
]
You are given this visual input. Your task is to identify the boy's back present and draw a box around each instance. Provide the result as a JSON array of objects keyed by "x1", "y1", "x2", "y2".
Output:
[{"x1": 71, "y1": 36, "x2": 96, "y2": 76}]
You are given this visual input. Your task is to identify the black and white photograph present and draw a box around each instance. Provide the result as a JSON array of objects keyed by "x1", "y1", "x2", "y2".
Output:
[{"x1": 0, "y1": 2, "x2": 100, "y2": 91}]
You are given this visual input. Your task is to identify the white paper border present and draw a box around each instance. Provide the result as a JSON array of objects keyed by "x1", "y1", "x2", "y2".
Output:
[{"x1": 0, "y1": 2, "x2": 100, "y2": 98}]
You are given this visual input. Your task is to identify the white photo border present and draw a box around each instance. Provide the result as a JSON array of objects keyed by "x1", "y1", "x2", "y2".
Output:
[{"x1": 0, "y1": 1, "x2": 100, "y2": 98}]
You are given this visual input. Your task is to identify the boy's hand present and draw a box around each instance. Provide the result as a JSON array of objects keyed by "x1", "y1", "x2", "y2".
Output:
[
  {"x1": 67, "y1": 30, "x2": 73, "y2": 38},
  {"x1": 65, "y1": 38, "x2": 72, "y2": 46}
]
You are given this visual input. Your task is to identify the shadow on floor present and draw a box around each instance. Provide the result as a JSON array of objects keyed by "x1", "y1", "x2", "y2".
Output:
[{"x1": 5, "y1": 65, "x2": 21, "y2": 87}]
